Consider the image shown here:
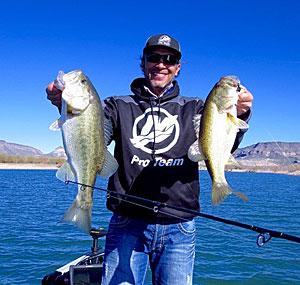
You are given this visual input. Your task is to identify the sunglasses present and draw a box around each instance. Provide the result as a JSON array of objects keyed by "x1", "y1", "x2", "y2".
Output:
[{"x1": 145, "y1": 53, "x2": 179, "y2": 65}]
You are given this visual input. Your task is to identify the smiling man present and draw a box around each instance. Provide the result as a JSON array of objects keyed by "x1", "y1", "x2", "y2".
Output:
[{"x1": 46, "y1": 34, "x2": 253, "y2": 284}]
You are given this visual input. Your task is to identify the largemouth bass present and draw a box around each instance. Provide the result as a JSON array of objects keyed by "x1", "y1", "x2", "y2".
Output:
[
  {"x1": 188, "y1": 76, "x2": 249, "y2": 206},
  {"x1": 50, "y1": 70, "x2": 118, "y2": 233}
]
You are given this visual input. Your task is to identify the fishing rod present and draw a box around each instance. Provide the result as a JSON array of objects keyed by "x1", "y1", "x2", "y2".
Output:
[{"x1": 65, "y1": 180, "x2": 300, "y2": 247}]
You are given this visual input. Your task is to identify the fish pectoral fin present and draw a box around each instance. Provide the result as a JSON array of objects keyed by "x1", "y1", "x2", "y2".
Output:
[
  {"x1": 49, "y1": 118, "x2": 62, "y2": 131},
  {"x1": 192, "y1": 114, "x2": 202, "y2": 138},
  {"x1": 227, "y1": 114, "x2": 249, "y2": 130},
  {"x1": 188, "y1": 140, "x2": 206, "y2": 162},
  {"x1": 236, "y1": 118, "x2": 249, "y2": 130},
  {"x1": 226, "y1": 154, "x2": 240, "y2": 168},
  {"x1": 98, "y1": 149, "x2": 119, "y2": 178},
  {"x1": 56, "y1": 161, "x2": 76, "y2": 182}
]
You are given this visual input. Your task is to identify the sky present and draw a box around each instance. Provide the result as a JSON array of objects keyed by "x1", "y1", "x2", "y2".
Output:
[{"x1": 1, "y1": 0, "x2": 299, "y2": 154}]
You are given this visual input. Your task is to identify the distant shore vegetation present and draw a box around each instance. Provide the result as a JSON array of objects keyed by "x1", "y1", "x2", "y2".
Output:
[
  {"x1": 226, "y1": 164, "x2": 300, "y2": 174},
  {"x1": 198, "y1": 161, "x2": 300, "y2": 176},
  {"x1": 0, "y1": 153, "x2": 65, "y2": 165}
]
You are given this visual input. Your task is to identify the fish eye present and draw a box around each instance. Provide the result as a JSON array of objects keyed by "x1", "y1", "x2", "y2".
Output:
[{"x1": 81, "y1": 79, "x2": 87, "y2": 84}]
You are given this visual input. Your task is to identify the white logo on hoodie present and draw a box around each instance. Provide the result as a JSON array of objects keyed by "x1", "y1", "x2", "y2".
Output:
[{"x1": 130, "y1": 107, "x2": 179, "y2": 154}]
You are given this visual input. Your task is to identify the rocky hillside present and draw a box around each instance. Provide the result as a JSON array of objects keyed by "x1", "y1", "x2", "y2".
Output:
[
  {"x1": 194, "y1": 142, "x2": 300, "y2": 175},
  {"x1": 233, "y1": 142, "x2": 300, "y2": 166},
  {"x1": 0, "y1": 140, "x2": 66, "y2": 159},
  {"x1": 45, "y1": 147, "x2": 66, "y2": 159},
  {"x1": 1, "y1": 140, "x2": 299, "y2": 174},
  {"x1": 0, "y1": 140, "x2": 45, "y2": 157}
]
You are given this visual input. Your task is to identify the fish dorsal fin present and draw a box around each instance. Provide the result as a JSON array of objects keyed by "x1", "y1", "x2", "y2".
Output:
[
  {"x1": 49, "y1": 118, "x2": 62, "y2": 131},
  {"x1": 104, "y1": 118, "x2": 113, "y2": 146},
  {"x1": 98, "y1": 149, "x2": 119, "y2": 178},
  {"x1": 188, "y1": 140, "x2": 206, "y2": 162},
  {"x1": 192, "y1": 114, "x2": 202, "y2": 138},
  {"x1": 227, "y1": 113, "x2": 249, "y2": 130},
  {"x1": 56, "y1": 161, "x2": 76, "y2": 182}
]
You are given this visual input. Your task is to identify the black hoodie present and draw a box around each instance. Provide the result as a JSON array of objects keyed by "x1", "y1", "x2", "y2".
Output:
[{"x1": 103, "y1": 78, "x2": 248, "y2": 219}]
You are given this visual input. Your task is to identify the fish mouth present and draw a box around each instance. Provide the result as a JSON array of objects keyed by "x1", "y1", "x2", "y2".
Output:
[
  {"x1": 63, "y1": 69, "x2": 83, "y2": 83},
  {"x1": 220, "y1": 75, "x2": 240, "y2": 88}
]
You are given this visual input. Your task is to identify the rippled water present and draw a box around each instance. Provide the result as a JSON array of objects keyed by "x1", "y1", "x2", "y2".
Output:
[{"x1": 0, "y1": 170, "x2": 299, "y2": 284}]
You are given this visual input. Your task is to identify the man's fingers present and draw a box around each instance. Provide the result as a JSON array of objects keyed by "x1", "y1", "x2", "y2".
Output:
[
  {"x1": 46, "y1": 81, "x2": 62, "y2": 110},
  {"x1": 47, "y1": 92, "x2": 61, "y2": 100},
  {"x1": 237, "y1": 86, "x2": 253, "y2": 116}
]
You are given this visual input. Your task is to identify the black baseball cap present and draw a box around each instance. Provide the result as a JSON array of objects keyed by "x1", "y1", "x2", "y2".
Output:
[{"x1": 143, "y1": 34, "x2": 182, "y2": 59}]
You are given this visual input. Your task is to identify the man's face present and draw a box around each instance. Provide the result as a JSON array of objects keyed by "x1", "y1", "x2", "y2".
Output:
[{"x1": 143, "y1": 48, "x2": 181, "y2": 96}]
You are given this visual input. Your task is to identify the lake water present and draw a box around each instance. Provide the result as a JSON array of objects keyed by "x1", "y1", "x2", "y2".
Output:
[{"x1": 0, "y1": 170, "x2": 299, "y2": 284}]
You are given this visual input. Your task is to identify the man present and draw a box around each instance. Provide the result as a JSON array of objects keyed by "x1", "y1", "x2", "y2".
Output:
[{"x1": 47, "y1": 34, "x2": 253, "y2": 284}]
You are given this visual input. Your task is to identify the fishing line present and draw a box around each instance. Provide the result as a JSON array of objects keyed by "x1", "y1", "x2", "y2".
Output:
[
  {"x1": 202, "y1": 221, "x2": 245, "y2": 238},
  {"x1": 65, "y1": 180, "x2": 300, "y2": 247},
  {"x1": 114, "y1": 192, "x2": 253, "y2": 242},
  {"x1": 265, "y1": 129, "x2": 297, "y2": 172},
  {"x1": 107, "y1": 187, "x2": 241, "y2": 239}
]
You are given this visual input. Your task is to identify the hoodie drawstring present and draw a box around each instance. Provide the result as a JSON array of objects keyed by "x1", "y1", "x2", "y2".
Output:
[
  {"x1": 149, "y1": 96, "x2": 163, "y2": 160},
  {"x1": 158, "y1": 96, "x2": 162, "y2": 119},
  {"x1": 149, "y1": 98, "x2": 156, "y2": 160}
]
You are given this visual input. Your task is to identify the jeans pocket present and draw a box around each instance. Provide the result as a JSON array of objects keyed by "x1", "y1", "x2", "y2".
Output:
[
  {"x1": 177, "y1": 219, "x2": 196, "y2": 236},
  {"x1": 109, "y1": 213, "x2": 131, "y2": 228}
]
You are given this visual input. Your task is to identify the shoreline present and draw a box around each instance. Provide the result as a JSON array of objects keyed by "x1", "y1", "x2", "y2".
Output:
[
  {"x1": 199, "y1": 167, "x2": 300, "y2": 176},
  {"x1": 0, "y1": 163, "x2": 60, "y2": 170},
  {"x1": 0, "y1": 163, "x2": 299, "y2": 176},
  {"x1": 0, "y1": 163, "x2": 300, "y2": 176}
]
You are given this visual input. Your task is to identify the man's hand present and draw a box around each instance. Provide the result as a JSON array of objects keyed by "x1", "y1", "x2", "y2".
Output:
[
  {"x1": 46, "y1": 82, "x2": 62, "y2": 112},
  {"x1": 237, "y1": 86, "x2": 253, "y2": 116}
]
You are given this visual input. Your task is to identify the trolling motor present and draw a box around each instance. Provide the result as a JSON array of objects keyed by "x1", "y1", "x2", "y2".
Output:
[
  {"x1": 42, "y1": 228, "x2": 107, "y2": 285},
  {"x1": 90, "y1": 228, "x2": 107, "y2": 255}
]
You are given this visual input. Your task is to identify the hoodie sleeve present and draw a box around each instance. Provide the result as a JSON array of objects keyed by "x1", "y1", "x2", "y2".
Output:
[
  {"x1": 196, "y1": 98, "x2": 205, "y2": 114},
  {"x1": 231, "y1": 109, "x2": 252, "y2": 152}
]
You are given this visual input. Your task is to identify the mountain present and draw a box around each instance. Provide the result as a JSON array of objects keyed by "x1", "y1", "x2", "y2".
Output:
[
  {"x1": 233, "y1": 142, "x2": 300, "y2": 166},
  {"x1": 45, "y1": 147, "x2": 67, "y2": 159},
  {"x1": 0, "y1": 140, "x2": 66, "y2": 159},
  {"x1": 0, "y1": 140, "x2": 45, "y2": 157},
  {"x1": 0, "y1": 140, "x2": 299, "y2": 173}
]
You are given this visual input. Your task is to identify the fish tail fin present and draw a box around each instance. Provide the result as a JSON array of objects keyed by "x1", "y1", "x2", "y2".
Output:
[
  {"x1": 211, "y1": 182, "x2": 233, "y2": 206},
  {"x1": 212, "y1": 183, "x2": 249, "y2": 206},
  {"x1": 232, "y1": 190, "x2": 249, "y2": 202},
  {"x1": 61, "y1": 199, "x2": 91, "y2": 233}
]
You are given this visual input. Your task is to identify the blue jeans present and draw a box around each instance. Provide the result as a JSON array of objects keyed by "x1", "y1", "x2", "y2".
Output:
[{"x1": 101, "y1": 213, "x2": 196, "y2": 285}]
